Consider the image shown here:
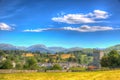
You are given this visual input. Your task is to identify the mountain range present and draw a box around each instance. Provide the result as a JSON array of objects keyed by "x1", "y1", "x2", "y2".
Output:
[
  {"x1": 0, "y1": 43, "x2": 82, "y2": 53},
  {"x1": 0, "y1": 43, "x2": 120, "y2": 53}
]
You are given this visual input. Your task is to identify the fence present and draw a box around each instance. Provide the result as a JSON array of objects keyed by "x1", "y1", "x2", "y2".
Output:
[
  {"x1": 0, "y1": 69, "x2": 37, "y2": 73},
  {"x1": 1, "y1": 68, "x2": 120, "y2": 73}
]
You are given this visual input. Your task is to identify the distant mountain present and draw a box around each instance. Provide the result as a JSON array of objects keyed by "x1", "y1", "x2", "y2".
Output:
[
  {"x1": 27, "y1": 44, "x2": 50, "y2": 53},
  {"x1": 0, "y1": 43, "x2": 119, "y2": 53},
  {"x1": 0, "y1": 43, "x2": 17, "y2": 50},
  {"x1": 48, "y1": 47, "x2": 67, "y2": 53},
  {"x1": 26, "y1": 46, "x2": 85, "y2": 53},
  {"x1": 16, "y1": 46, "x2": 27, "y2": 50},
  {"x1": 0, "y1": 43, "x2": 68, "y2": 53},
  {"x1": 68, "y1": 47, "x2": 83, "y2": 52}
]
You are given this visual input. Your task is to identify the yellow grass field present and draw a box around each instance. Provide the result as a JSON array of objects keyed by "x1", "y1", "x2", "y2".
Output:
[{"x1": 0, "y1": 70, "x2": 120, "y2": 80}]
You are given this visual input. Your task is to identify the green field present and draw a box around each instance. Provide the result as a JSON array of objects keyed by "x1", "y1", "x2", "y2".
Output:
[{"x1": 0, "y1": 70, "x2": 120, "y2": 80}]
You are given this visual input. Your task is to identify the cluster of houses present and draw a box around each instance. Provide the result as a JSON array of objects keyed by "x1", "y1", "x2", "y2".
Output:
[
  {"x1": 0, "y1": 50, "x2": 104, "y2": 70},
  {"x1": 38, "y1": 62, "x2": 87, "y2": 70},
  {"x1": 38, "y1": 50, "x2": 104, "y2": 70}
]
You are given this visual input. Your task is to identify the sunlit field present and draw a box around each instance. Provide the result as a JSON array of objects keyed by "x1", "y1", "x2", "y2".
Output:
[{"x1": 0, "y1": 70, "x2": 120, "y2": 80}]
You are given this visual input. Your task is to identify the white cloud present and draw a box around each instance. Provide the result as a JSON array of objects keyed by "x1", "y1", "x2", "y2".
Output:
[
  {"x1": 52, "y1": 10, "x2": 109, "y2": 24},
  {"x1": 62, "y1": 25, "x2": 114, "y2": 32},
  {"x1": 52, "y1": 14, "x2": 95, "y2": 24},
  {"x1": 23, "y1": 25, "x2": 118, "y2": 33},
  {"x1": 0, "y1": 23, "x2": 13, "y2": 31},
  {"x1": 23, "y1": 28, "x2": 51, "y2": 32},
  {"x1": 93, "y1": 10, "x2": 109, "y2": 19}
]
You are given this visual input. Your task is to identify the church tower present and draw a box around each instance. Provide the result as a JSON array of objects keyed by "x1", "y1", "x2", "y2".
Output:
[{"x1": 92, "y1": 49, "x2": 104, "y2": 68}]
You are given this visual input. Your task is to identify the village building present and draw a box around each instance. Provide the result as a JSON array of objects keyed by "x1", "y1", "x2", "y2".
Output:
[
  {"x1": 48, "y1": 54, "x2": 58, "y2": 58},
  {"x1": 38, "y1": 62, "x2": 81, "y2": 70},
  {"x1": 60, "y1": 54, "x2": 75, "y2": 59},
  {"x1": 22, "y1": 53, "x2": 35, "y2": 57},
  {"x1": 91, "y1": 49, "x2": 104, "y2": 68}
]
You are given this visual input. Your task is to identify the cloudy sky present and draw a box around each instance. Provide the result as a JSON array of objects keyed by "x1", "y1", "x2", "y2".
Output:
[{"x1": 0, "y1": 0, "x2": 120, "y2": 48}]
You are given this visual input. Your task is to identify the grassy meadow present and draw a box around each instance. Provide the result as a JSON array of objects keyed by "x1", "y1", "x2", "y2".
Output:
[{"x1": 0, "y1": 70, "x2": 120, "y2": 80}]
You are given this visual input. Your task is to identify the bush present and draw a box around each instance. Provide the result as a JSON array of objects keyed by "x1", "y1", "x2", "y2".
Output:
[{"x1": 46, "y1": 64, "x2": 62, "y2": 70}]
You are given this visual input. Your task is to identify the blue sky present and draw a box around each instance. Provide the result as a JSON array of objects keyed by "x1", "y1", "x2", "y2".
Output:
[{"x1": 0, "y1": 0, "x2": 120, "y2": 48}]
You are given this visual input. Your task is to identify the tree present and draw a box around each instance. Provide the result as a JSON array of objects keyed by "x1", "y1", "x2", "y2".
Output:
[
  {"x1": 68, "y1": 57, "x2": 77, "y2": 62},
  {"x1": 0, "y1": 59, "x2": 13, "y2": 69},
  {"x1": 0, "y1": 50, "x2": 6, "y2": 57},
  {"x1": 15, "y1": 62, "x2": 23, "y2": 70},
  {"x1": 48, "y1": 58, "x2": 54, "y2": 63},
  {"x1": 101, "y1": 50, "x2": 120, "y2": 68},
  {"x1": 51, "y1": 64, "x2": 62, "y2": 70},
  {"x1": 24, "y1": 57, "x2": 39, "y2": 70},
  {"x1": 101, "y1": 56, "x2": 109, "y2": 67}
]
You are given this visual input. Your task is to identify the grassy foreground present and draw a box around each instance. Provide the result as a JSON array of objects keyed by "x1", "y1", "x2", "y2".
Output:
[{"x1": 0, "y1": 70, "x2": 120, "y2": 80}]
